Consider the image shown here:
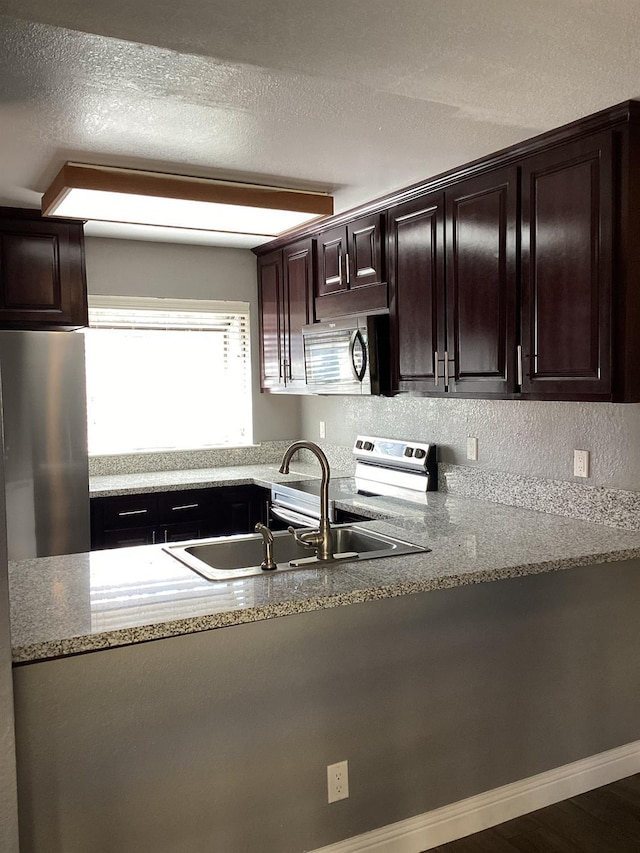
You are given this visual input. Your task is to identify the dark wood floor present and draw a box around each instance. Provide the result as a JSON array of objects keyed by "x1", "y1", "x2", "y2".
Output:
[{"x1": 425, "y1": 774, "x2": 640, "y2": 852}]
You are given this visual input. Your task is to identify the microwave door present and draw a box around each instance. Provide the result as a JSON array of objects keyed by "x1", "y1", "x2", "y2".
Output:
[{"x1": 305, "y1": 327, "x2": 369, "y2": 394}]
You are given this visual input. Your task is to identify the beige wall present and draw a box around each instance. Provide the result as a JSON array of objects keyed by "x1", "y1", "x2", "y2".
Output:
[{"x1": 84, "y1": 237, "x2": 301, "y2": 444}]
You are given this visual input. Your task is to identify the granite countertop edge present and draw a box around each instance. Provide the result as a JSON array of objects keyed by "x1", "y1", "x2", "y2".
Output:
[
  {"x1": 11, "y1": 467, "x2": 640, "y2": 664},
  {"x1": 89, "y1": 464, "x2": 328, "y2": 496},
  {"x1": 11, "y1": 542, "x2": 640, "y2": 664}
]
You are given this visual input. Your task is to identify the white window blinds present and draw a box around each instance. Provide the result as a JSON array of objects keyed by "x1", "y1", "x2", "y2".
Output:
[{"x1": 85, "y1": 296, "x2": 252, "y2": 454}]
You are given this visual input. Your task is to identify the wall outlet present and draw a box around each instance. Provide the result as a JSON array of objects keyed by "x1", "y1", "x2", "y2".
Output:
[
  {"x1": 574, "y1": 449, "x2": 590, "y2": 478},
  {"x1": 327, "y1": 760, "x2": 349, "y2": 803},
  {"x1": 466, "y1": 436, "x2": 478, "y2": 461},
  {"x1": 319, "y1": 420, "x2": 326, "y2": 439}
]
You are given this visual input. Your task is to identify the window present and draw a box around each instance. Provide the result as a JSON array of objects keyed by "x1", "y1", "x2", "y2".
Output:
[{"x1": 85, "y1": 296, "x2": 252, "y2": 454}]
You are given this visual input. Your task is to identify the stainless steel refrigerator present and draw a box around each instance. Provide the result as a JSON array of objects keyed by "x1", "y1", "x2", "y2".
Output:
[
  {"x1": 0, "y1": 379, "x2": 21, "y2": 850},
  {"x1": 0, "y1": 472, "x2": 19, "y2": 851},
  {"x1": 0, "y1": 331, "x2": 90, "y2": 561}
]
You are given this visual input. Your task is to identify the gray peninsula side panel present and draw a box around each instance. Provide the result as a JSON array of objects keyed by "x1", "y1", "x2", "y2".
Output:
[{"x1": 12, "y1": 559, "x2": 640, "y2": 853}]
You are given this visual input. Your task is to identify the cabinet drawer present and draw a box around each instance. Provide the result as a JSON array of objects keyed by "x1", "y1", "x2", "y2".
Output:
[
  {"x1": 157, "y1": 490, "x2": 210, "y2": 524},
  {"x1": 101, "y1": 494, "x2": 158, "y2": 530},
  {"x1": 162, "y1": 521, "x2": 209, "y2": 543},
  {"x1": 102, "y1": 527, "x2": 156, "y2": 549}
]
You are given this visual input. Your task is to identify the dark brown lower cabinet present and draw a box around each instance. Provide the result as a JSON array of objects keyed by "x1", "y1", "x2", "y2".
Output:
[{"x1": 91, "y1": 485, "x2": 268, "y2": 550}]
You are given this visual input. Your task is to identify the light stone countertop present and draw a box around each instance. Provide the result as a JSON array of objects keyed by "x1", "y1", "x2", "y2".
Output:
[
  {"x1": 89, "y1": 462, "x2": 336, "y2": 496},
  {"x1": 10, "y1": 489, "x2": 640, "y2": 664}
]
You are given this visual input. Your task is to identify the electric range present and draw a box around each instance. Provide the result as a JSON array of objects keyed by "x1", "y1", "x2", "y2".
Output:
[{"x1": 270, "y1": 435, "x2": 437, "y2": 527}]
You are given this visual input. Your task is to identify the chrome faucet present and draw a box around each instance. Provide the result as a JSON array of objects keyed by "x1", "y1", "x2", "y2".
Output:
[{"x1": 279, "y1": 440, "x2": 334, "y2": 561}]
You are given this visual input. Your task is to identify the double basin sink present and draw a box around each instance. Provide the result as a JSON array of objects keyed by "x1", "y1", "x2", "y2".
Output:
[{"x1": 164, "y1": 523, "x2": 428, "y2": 582}]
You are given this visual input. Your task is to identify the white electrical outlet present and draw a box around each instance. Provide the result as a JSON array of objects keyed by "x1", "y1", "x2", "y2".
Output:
[
  {"x1": 466, "y1": 436, "x2": 478, "y2": 461},
  {"x1": 574, "y1": 449, "x2": 590, "y2": 478},
  {"x1": 319, "y1": 420, "x2": 326, "y2": 439},
  {"x1": 327, "y1": 760, "x2": 349, "y2": 803}
]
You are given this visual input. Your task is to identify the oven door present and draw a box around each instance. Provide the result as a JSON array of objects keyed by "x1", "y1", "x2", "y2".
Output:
[{"x1": 269, "y1": 504, "x2": 318, "y2": 529}]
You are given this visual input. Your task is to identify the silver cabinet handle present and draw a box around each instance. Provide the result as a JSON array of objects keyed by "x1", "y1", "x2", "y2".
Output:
[
  {"x1": 152, "y1": 530, "x2": 156, "y2": 545},
  {"x1": 517, "y1": 345, "x2": 523, "y2": 386},
  {"x1": 444, "y1": 350, "x2": 449, "y2": 388},
  {"x1": 345, "y1": 252, "x2": 350, "y2": 285},
  {"x1": 434, "y1": 350, "x2": 439, "y2": 386},
  {"x1": 338, "y1": 253, "x2": 342, "y2": 287},
  {"x1": 171, "y1": 503, "x2": 199, "y2": 512},
  {"x1": 118, "y1": 509, "x2": 148, "y2": 517}
]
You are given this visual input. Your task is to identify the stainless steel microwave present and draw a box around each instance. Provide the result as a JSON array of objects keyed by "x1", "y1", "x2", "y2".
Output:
[{"x1": 302, "y1": 314, "x2": 390, "y2": 395}]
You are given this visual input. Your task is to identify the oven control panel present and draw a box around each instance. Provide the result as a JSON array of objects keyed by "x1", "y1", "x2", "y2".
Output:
[{"x1": 353, "y1": 435, "x2": 437, "y2": 475}]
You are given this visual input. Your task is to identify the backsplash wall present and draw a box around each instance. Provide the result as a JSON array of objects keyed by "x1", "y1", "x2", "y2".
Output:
[{"x1": 300, "y1": 395, "x2": 640, "y2": 492}]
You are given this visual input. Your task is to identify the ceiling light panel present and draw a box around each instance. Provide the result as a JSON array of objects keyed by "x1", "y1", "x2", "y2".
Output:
[
  {"x1": 42, "y1": 163, "x2": 333, "y2": 238},
  {"x1": 53, "y1": 188, "x2": 321, "y2": 235}
]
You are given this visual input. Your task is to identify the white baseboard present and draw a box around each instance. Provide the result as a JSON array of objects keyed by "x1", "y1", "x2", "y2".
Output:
[{"x1": 309, "y1": 739, "x2": 640, "y2": 853}]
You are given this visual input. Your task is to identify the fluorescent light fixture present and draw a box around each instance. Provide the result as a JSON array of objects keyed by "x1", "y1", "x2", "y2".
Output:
[
  {"x1": 83, "y1": 220, "x2": 268, "y2": 249},
  {"x1": 42, "y1": 163, "x2": 333, "y2": 238}
]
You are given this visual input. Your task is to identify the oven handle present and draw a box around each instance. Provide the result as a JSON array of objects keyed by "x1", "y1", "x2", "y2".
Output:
[{"x1": 270, "y1": 505, "x2": 318, "y2": 529}]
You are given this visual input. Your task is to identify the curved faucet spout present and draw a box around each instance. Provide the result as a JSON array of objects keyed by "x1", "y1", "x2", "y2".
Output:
[{"x1": 279, "y1": 440, "x2": 333, "y2": 560}]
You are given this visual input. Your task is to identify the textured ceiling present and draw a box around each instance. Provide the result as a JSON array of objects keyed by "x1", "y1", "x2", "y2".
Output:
[{"x1": 1, "y1": 0, "x2": 640, "y2": 243}]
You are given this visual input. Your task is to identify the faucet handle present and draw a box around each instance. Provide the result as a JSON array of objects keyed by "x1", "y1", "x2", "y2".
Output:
[{"x1": 287, "y1": 525, "x2": 320, "y2": 550}]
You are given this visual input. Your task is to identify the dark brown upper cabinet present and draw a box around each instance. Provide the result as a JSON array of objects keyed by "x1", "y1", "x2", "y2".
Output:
[
  {"x1": 389, "y1": 167, "x2": 517, "y2": 397},
  {"x1": 520, "y1": 131, "x2": 613, "y2": 400},
  {"x1": 0, "y1": 207, "x2": 88, "y2": 330},
  {"x1": 445, "y1": 168, "x2": 518, "y2": 396},
  {"x1": 257, "y1": 249, "x2": 284, "y2": 391},
  {"x1": 256, "y1": 100, "x2": 640, "y2": 402},
  {"x1": 314, "y1": 213, "x2": 387, "y2": 320},
  {"x1": 388, "y1": 192, "x2": 445, "y2": 393},
  {"x1": 257, "y1": 238, "x2": 313, "y2": 393}
]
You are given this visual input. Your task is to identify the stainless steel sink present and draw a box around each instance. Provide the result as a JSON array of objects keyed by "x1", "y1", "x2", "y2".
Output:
[{"x1": 163, "y1": 523, "x2": 429, "y2": 581}]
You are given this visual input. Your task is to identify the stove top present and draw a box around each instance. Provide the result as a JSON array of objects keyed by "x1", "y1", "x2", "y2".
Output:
[
  {"x1": 276, "y1": 477, "x2": 357, "y2": 499},
  {"x1": 270, "y1": 436, "x2": 437, "y2": 524}
]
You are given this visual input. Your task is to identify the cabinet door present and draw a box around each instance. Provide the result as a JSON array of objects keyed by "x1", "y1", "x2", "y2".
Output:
[
  {"x1": 347, "y1": 213, "x2": 384, "y2": 289},
  {"x1": 161, "y1": 522, "x2": 208, "y2": 543},
  {"x1": 520, "y1": 132, "x2": 613, "y2": 399},
  {"x1": 210, "y1": 486, "x2": 261, "y2": 536},
  {"x1": 0, "y1": 215, "x2": 87, "y2": 329},
  {"x1": 445, "y1": 167, "x2": 518, "y2": 395},
  {"x1": 316, "y1": 224, "x2": 347, "y2": 296},
  {"x1": 258, "y1": 250, "x2": 285, "y2": 391},
  {"x1": 283, "y1": 238, "x2": 313, "y2": 389},
  {"x1": 102, "y1": 527, "x2": 156, "y2": 549},
  {"x1": 388, "y1": 192, "x2": 445, "y2": 393}
]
